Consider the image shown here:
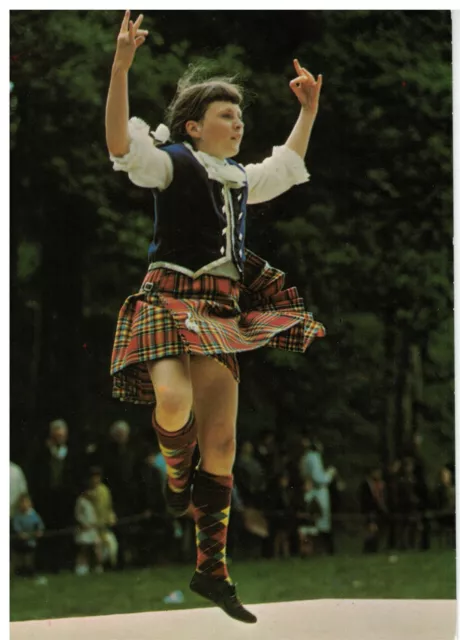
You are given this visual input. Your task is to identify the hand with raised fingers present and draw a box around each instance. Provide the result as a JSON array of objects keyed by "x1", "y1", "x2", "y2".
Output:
[
  {"x1": 289, "y1": 58, "x2": 322, "y2": 115},
  {"x1": 114, "y1": 10, "x2": 149, "y2": 72}
]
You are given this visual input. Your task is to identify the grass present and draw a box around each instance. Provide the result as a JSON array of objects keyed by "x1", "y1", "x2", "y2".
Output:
[{"x1": 10, "y1": 549, "x2": 456, "y2": 622}]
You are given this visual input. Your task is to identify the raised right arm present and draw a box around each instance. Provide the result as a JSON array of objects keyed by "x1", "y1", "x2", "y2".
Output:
[
  {"x1": 105, "y1": 12, "x2": 173, "y2": 190},
  {"x1": 105, "y1": 11, "x2": 148, "y2": 157},
  {"x1": 106, "y1": 65, "x2": 130, "y2": 157}
]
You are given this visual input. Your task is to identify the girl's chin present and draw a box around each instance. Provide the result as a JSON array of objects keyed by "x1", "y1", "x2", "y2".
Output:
[{"x1": 226, "y1": 143, "x2": 241, "y2": 158}]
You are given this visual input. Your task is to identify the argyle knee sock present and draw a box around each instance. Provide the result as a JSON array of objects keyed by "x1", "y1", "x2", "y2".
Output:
[
  {"x1": 152, "y1": 411, "x2": 197, "y2": 493},
  {"x1": 192, "y1": 468, "x2": 233, "y2": 583}
]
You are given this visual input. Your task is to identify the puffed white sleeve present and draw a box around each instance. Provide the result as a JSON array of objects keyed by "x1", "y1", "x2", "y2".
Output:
[
  {"x1": 244, "y1": 145, "x2": 310, "y2": 205},
  {"x1": 109, "y1": 117, "x2": 173, "y2": 190}
]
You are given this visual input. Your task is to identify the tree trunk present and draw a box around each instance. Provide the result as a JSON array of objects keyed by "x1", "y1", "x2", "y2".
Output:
[
  {"x1": 395, "y1": 328, "x2": 410, "y2": 456},
  {"x1": 383, "y1": 321, "x2": 397, "y2": 464},
  {"x1": 36, "y1": 199, "x2": 85, "y2": 438},
  {"x1": 411, "y1": 343, "x2": 424, "y2": 435},
  {"x1": 402, "y1": 339, "x2": 413, "y2": 447},
  {"x1": 10, "y1": 154, "x2": 35, "y2": 461}
]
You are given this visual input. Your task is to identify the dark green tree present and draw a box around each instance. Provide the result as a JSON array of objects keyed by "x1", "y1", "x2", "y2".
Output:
[{"x1": 10, "y1": 10, "x2": 453, "y2": 483}]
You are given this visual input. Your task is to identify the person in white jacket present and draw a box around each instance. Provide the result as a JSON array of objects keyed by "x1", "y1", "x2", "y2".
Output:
[{"x1": 299, "y1": 436, "x2": 337, "y2": 553}]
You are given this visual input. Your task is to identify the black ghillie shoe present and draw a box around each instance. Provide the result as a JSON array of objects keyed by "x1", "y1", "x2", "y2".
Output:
[{"x1": 189, "y1": 571, "x2": 257, "y2": 624}]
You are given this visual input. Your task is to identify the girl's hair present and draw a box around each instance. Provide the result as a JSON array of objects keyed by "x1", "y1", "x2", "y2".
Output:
[{"x1": 165, "y1": 65, "x2": 243, "y2": 144}]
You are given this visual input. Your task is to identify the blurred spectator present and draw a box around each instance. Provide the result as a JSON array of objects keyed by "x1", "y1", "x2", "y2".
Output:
[
  {"x1": 227, "y1": 483, "x2": 246, "y2": 560},
  {"x1": 296, "y1": 477, "x2": 322, "y2": 558},
  {"x1": 101, "y1": 420, "x2": 138, "y2": 567},
  {"x1": 136, "y1": 446, "x2": 167, "y2": 517},
  {"x1": 102, "y1": 420, "x2": 137, "y2": 514},
  {"x1": 26, "y1": 418, "x2": 78, "y2": 573},
  {"x1": 446, "y1": 460, "x2": 455, "y2": 485},
  {"x1": 434, "y1": 465, "x2": 455, "y2": 547},
  {"x1": 230, "y1": 459, "x2": 269, "y2": 559},
  {"x1": 397, "y1": 456, "x2": 422, "y2": 550},
  {"x1": 329, "y1": 471, "x2": 346, "y2": 514},
  {"x1": 285, "y1": 437, "x2": 305, "y2": 495},
  {"x1": 152, "y1": 444, "x2": 168, "y2": 488},
  {"x1": 234, "y1": 440, "x2": 266, "y2": 508},
  {"x1": 255, "y1": 430, "x2": 282, "y2": 483},
  {"x1": 359, "y1": 466, "x2": 388, "y2": 553},
  {"x1": 86, "y1": 467, "x2": 118, "y2": 569},
  {"x1": 10, "y1": 461, "x2": 28, "y2": 517},
  {"x1": 269, "y1": 470, "x2": 297, "y2": 559},
  {"x1": 135, "y1": 447, "x2": 171, "y2": 565},
  {"x1": 403, "y1": 432, "x2": 431, "y2": 550},
  {"x1": 255, "y1": 430, "x2": 285, "y2": 560},
  {"x1": 384, "y1": 458, "x2": 401, "y2": 550},
  {"x1": 11, "y1": 493, "x2": 45, "y2": 581},
  {"x1": 74, "y1": 479, "x2": 103, "y2": 576},
  {"x1": 299, "y1": 436, "x2": 336, "y2": 554}
]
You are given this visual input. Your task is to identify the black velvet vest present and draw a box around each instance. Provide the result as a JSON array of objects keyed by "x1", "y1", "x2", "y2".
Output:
[{"x1": 148, "y1": 143, "x2": 248, "y2": 278}]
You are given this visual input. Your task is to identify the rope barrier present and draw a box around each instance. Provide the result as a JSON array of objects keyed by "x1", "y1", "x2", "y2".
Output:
[{"x1": 10, "y1": 508, "x2": 455, "y2": 541}]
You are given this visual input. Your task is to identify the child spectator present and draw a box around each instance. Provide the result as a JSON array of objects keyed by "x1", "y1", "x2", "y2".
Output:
[
  {"x1": 11, "y1": 493, "x2": 45, "y2": 581},
  {"x1": 86, "y1": 467, "x2": 119, "y2": 569},
  {"x1": 74, "y1": 482, "x2": 104, "y2": 575}
]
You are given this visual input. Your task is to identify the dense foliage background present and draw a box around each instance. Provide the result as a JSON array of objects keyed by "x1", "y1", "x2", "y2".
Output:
[{"x1": 10, "y1": 10, "x2": 453, "y2": 485}]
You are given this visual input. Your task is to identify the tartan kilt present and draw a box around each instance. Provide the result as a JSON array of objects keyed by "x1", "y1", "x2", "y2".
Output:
[{"x1": 111, "y1": 249, "x2": 325, "y2": 404}]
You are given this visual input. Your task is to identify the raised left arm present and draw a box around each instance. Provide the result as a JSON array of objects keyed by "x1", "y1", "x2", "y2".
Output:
[
  {"x1": 244, "y1": 59, "x2": 321, "y2": 205},
  {"x1": 285, "y1": 59, "x2": 322, "y2": 159}
]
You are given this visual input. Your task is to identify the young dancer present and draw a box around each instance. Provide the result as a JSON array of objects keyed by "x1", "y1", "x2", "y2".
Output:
[{"x1": 106, "y1": 10, "x2": 325, "y2": 624}]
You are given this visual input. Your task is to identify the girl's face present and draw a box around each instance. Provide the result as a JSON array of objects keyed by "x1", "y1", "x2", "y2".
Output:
[{"x1": 187, "y1": 101, "x2": 244, "y2": 159}]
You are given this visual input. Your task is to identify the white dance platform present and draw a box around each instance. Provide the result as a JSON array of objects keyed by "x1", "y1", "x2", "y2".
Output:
[{"x1": 10, "y1": 599, "x2": 457, "y2": 640}]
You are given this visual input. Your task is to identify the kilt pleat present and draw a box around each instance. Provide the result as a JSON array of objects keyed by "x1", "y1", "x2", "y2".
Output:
[{"x1": 111, "y1": 249, "x2": 325, "y2": 404}]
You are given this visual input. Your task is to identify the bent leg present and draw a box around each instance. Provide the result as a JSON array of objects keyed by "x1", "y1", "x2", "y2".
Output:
[
  {"x1": 147, "y1": 356, "x2": 197, "y2": 510},
  {"x1": 147, "y1": 356, "x2": 193, "y2": 431}
]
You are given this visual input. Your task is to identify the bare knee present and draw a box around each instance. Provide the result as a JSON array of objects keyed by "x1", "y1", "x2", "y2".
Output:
[
  {"x1": 155, "y1": 385, "x2": 192, "y2": 429},
  {"x1": 201, "y1": 430, "x2": 236, "y2": 465},
  {"x1": 157, "y1": 384, "x2": 191, "y2": 414},
  {"x1": 148, "y1": 357, "x2": 193, "y2": 429}
]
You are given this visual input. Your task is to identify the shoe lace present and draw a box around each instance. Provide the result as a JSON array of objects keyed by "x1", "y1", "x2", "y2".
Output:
[{"x1": 228, "y1": 583, "x2": 242, "y2": 605}]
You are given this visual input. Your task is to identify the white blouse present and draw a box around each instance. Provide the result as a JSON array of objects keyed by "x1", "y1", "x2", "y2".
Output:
[
  {"x1": 110, "y1": 117, "x2": 310, "y2": 204},
  {"x1": 74, "y1": 495, "x2": 100, "y2": 545}
]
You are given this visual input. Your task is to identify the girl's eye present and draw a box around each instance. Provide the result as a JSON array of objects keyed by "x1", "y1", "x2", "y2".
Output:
[{"x1": 222, "y1": 114, "x2": 244, "y2": 124}]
